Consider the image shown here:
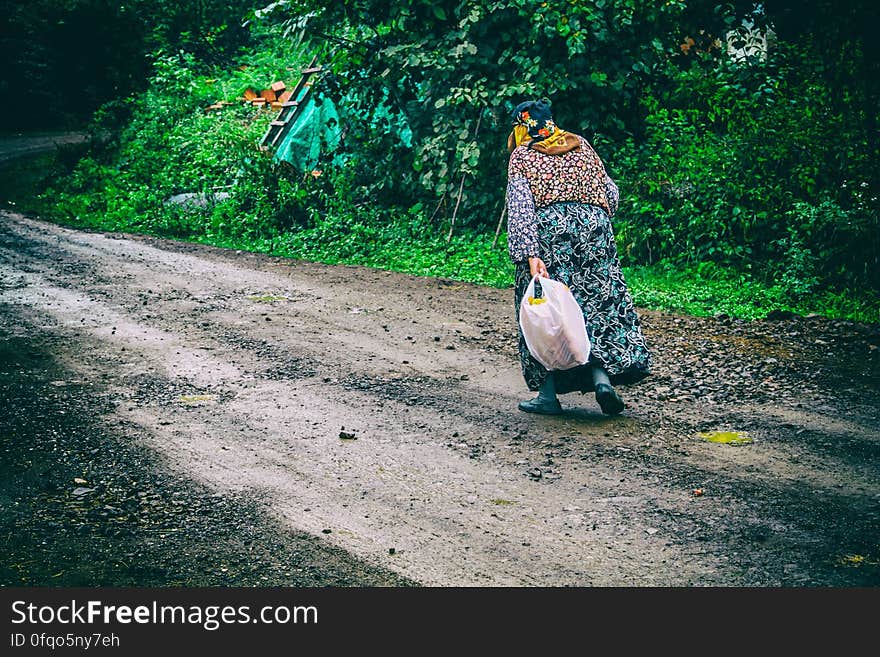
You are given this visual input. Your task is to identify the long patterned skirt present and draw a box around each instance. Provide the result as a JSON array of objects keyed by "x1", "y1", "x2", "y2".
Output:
[{"x1": 514, "y1": 202, "x2": 651, "y2": 394}]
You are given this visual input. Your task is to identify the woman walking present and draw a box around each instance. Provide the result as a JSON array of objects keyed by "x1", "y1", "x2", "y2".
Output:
[{"x1": 506, "y1": 99, "x2": 651, "y2": 415}]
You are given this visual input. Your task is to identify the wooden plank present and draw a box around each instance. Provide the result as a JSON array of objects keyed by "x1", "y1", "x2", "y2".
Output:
[
  {"x1": 271, "y1": 81, "x2": 286, "y2": 93},
  {"x1": 260, "y1": 54, "x2": 320, "y2": 149},
  {"x1": 281, "y1": 55, "x2": 320, "y2": 112},
  {"x1": 260, "y1": 89, "x2": 277, "y2": 102},
  {"x1": 269, "y1": 87, "x2": 311, "y2": 148},
  {"x1": 243, "y1": 87, "x2": 258, "y2": 100}
]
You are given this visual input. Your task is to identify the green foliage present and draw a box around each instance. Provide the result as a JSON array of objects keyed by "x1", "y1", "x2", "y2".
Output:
[
  {"x1": 242, "y1": 0, "x2": 878, "y2": 295},
  {"x1": 20, "y1": 0, "x2": 879, "y2": 326},
  {"x1": 188, "y1": 218, "x2": 880, "y2": 324},
  {"x1": 38, "y1": 40, "x2": 319, "y2": 240},
  {"x1": 248, "y1": 0, "x2": 693, "y2": 232},
  {"x1": 608, "y1": 39, "x2": 879, "y2": 293}
]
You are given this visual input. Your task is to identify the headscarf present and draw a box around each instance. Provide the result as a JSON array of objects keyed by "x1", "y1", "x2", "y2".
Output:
[{"x1": 507, "y1": 99, "x2": 581, "y2": 155}]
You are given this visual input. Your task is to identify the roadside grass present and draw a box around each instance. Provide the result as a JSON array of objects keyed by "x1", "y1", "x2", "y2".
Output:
[
  {"x1": 623, "y1": 264, "x2": 879, "y2": 323},
  {"x1": 200, "y1": 228, "x2": 879, "y2": 324},
  {"x1": 2, "y1": 151, "x2": 877, "y2": 324},
  {"x1": 0, "y1": 152, "x2": 57, "y2": 216}
]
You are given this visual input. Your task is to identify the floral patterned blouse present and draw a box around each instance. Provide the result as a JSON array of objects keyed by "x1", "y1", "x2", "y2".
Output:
[{"x1": 506, "y1": 135, "x2": 619, "y2": 262}]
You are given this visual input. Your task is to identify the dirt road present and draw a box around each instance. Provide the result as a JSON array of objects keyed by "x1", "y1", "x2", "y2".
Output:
[
  {"x1": 1, "y1": 211, "x2": 879, "y2": 586},
  {"x1": 0, "y1": 132, "x2": 88, "y2": 164}
]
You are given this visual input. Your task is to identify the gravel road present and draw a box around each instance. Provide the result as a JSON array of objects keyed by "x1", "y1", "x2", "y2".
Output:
[{"x1": 2, "y1": 211, "x2": 878, "y2": 586}]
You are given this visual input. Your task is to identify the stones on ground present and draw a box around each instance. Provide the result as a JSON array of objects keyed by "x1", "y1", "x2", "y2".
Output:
[
  {"x1": 765, "y1": 309, "x2": 796, "y2": 321},
  {"x1": 339, "y1": 428, "x2": 357, "y2": 440},
  {"x1": 165, "y1": 191, "x2": 230, "y2": 209}
]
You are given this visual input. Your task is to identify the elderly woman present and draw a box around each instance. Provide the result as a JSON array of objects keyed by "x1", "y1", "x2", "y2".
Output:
[{"x1": 506, "y1": 99, "x2": 651, "y2": 416}]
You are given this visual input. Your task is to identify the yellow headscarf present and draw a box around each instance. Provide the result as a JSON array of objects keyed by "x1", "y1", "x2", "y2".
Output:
[
  {"x1": 508, "y1": 124, "x2": 578, "y2": 155},
  {"x1": 508, "y1": 101, "x2": 578, "y2": 155},
  {"x1": 513, "y1": 124, "x2": 531, "y2": 148}
]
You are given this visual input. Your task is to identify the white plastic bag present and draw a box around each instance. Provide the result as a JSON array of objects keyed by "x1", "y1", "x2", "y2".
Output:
[{"x1": 519, "y1": 275, "x2": 591, "y2": 371}]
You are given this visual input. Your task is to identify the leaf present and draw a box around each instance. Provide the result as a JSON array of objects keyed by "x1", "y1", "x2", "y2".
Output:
[{"x1": 697, "y1": 431, "x2": 752, "y2": 445}]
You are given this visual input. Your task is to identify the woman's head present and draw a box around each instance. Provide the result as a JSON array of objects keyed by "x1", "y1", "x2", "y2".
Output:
[
  {"x1": 511, "y1": 99, "x2": 557, "y2": 144},
  {"x1": 507, "y1": 98, "x2": 580, "y2": 155}
]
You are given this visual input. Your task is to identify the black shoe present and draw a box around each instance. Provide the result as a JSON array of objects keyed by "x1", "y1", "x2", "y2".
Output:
[
  {"x1": 595, "y1": 383, "x2": 624, "y2": 416},
  {"x1": 518, "y1": 396, "x2": 562, "y2": 415}
]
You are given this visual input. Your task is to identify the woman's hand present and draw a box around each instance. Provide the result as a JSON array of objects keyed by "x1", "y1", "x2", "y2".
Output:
[{"x1": 528, "y1": 256, "x2": 549, "y2": 279}]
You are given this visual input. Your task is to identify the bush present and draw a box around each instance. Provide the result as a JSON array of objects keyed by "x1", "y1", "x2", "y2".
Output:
[
  {"x1": 607, "y1": 39, "x2": 879, "y2": 295},
  {"x1": 32, "y1": 1, "x2": 879, "y2": 322}
]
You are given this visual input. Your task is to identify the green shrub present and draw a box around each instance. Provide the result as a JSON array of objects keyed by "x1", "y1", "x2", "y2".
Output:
[{"x1": 26, "y1": 1, "x2": 878, "y2": 324}]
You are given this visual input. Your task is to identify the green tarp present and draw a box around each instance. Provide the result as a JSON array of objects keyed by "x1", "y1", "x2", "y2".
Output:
[
  {"x1": 272, "y1": 86, "x2": 412, "y2": 171},
  {"x1": 272, "y1": 90, "x2": 343, "y2": 171}
]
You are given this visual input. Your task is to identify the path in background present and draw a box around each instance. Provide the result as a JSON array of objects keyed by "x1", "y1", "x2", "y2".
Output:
[{"x1": 0, "y1": 132, "x2": 89, "y2": 164}]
